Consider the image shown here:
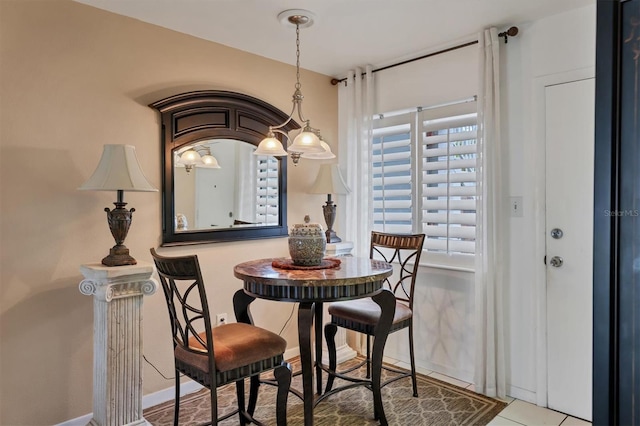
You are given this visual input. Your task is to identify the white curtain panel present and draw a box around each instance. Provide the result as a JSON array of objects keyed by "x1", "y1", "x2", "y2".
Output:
[
  {"x1": 338, "y1": 66, "x2": 375, "y2": 354},
  {"x1": 339, "y1": 66, "x2": 375, "y2": 258},
  {"x1": 474, "y1": 27, "x2": 507, "y2": 398}
]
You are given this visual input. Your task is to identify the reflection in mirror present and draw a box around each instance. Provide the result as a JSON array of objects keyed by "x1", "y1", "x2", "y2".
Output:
[
  {"x1": 173, "y1": 139, "x2": 280, "y2": 232},
  {"x1": 151, "y1": 90, "x2": 297, "y2": 245}
]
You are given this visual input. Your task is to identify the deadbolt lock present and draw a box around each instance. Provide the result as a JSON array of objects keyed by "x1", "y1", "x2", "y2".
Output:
[{"x1": 550, "y1": 228, "x2": 563, "y2": 239}]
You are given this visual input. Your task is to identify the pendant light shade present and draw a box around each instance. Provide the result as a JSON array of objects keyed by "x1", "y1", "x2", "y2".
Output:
[
  {"x1": 255, "y1": 133, "x2": 288, "y2": 156},
  {"x1": 301, "y1": 140, "x2": 336, "y2": 160},
  {"x1": 289, "y1": 126, "x2": 324, "y2": 154}
]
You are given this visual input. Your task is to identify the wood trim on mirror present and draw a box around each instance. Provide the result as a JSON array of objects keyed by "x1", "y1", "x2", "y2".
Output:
[{"x1": 150, "y1": 90, "x2": 299, "y2": 245}]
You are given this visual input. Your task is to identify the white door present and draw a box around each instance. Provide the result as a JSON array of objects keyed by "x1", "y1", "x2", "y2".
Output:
[{"x1": 545, "y1": 77, "x2": 594, "y2": 421}]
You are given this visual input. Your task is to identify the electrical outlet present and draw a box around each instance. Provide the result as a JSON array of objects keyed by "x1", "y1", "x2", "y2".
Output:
[{"x1": 216, "y1": 313, "x2": 228, "y2": 326}]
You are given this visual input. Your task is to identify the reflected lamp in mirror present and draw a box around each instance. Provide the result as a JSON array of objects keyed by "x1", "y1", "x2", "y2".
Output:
[
  {"x1": 78, "y1": 144, "x2": 157, "y2": 266},
  {"x1": 309, "y1": 163, "x2": 351, "y2": 243},
  {"x1": 175, "y1": 146, "x2": 221, "y2": 173},
  {"x1": 173, "y1": 138, "x2": 282, "y2": 233}
]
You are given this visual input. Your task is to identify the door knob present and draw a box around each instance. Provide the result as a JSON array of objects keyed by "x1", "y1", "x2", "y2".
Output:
[{"x1": 549, "y1": 256, "x2": 564, "y2": 267}]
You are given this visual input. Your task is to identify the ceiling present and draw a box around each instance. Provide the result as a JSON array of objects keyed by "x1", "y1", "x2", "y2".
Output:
[{"x1": 75, "y1": 0, "x2": 594, "y2": 78}]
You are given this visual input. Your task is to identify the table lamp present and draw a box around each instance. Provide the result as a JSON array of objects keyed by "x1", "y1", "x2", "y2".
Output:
[
  {"x1": 79, "y1": 144, "x2": 157, "y2": 266},
  {"x1": 309, "y1": 164, "x2": 351, "y2": 243}
]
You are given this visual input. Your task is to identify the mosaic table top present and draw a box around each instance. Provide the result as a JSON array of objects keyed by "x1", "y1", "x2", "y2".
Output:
[{"x1": 234, "y1": 257, "x2": 393, "y2": 302}]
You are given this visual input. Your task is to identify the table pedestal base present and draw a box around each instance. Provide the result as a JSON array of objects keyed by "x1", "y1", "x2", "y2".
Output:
[{"x1": 234, "y1": 256, "x2": 393, "y2": 426}]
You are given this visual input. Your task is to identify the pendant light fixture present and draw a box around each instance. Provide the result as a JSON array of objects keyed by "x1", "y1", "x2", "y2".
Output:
[{"x1": 254, "y1": 9, "x2": 334, "y2": 165}]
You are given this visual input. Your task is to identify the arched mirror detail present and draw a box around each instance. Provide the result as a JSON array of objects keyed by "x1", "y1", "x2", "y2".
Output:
[{"x1": 151, "y1": 90, "x2": 298, "y2": 245}]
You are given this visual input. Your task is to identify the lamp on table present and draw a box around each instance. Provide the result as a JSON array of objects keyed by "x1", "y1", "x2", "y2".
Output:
[
  {"x1": 309, "y1": 164, "x2": 351, "y2": 243},
  {"x1": 78, "y1": 144, "x2": 157, "y2": 266}
]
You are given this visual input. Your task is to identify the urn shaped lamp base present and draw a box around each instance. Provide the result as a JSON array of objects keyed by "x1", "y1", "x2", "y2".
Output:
[
  {"x1": 325, "y1": 229, "x2": 342, "y2": 243},
  {"x1": 102, "y1": 190, "x2": 137, "y2": 267},
  {"x1": 322, "y1": 195, "x2": 342, "y2": 243},
  {"x1": 102, "y1": 244, "x2": 137, "y2": 266}
]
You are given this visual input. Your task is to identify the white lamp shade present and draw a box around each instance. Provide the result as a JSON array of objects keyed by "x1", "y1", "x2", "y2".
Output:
[
  {"x1": 254, "y1": 136, "x2": 288, "y2": 156},
  {"x1": 200, "y1": 154, "x2": 221, "y2": 168},
  {"x1": 301, "y1": 140, "x2": 336, "y2": 160},
  {"x1": 288, "y1": 130, "x2": 324, "y2": 153},
  {"x1": 309, "y1": 164, "x2": 351, "y2": 195},
  {"x1": 78, "y1": 144, "x2": 157, "y2": 192},
  {"x1": 179, "y1": 149, "x2": 202, "y2": 165}
]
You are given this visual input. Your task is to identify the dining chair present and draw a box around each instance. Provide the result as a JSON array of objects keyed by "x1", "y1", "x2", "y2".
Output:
[
  {"x1": 150, "y1": 248, "x2": 291, "y2": 426},
  {"x1": 324, "y1": 232, "x2": 425, "y2": 414}
]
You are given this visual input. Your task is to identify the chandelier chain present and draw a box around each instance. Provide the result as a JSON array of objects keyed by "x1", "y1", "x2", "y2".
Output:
[{"x1": 295, "y1": 23, "x2": 301, "y2": 90}]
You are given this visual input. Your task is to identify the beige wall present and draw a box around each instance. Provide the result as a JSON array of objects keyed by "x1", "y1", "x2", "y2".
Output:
[{"x1": 0, "y1": 1, "x2": 337, "y2": 424}]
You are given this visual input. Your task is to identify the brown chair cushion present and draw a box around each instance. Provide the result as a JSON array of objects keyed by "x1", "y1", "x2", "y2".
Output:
[
  {"x1": 328, "y1": 297, "x2": 412, "y2": 326},
  {"x1": 174, "y1": 322, "x2": 287, "y2": 373}
]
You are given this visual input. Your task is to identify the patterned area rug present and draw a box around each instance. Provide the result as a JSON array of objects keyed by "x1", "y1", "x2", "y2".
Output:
[{"x1": 144, "y1": 358, "x2": 506, "y2": 425}]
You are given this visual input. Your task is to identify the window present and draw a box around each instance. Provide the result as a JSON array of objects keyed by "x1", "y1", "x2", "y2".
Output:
[{"x1": 372, "y1": 100, "x2": 477, "y2": 269}]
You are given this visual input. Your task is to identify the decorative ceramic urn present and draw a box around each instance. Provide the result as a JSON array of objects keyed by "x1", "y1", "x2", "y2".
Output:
[{"x1": 289, "y1": 215, "x2": 327, "y2": 266}]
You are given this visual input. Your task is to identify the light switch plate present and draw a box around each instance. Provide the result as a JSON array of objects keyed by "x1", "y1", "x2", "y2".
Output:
[{"x1": 510, "y1": 196, "x2": 523, "y2": 217}]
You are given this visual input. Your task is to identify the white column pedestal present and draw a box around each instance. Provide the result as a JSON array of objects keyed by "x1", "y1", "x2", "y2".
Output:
[
  {"x1": 79, "y1": 262, "x2": 157, "y2": 426},
  {"x1": 322, "y1": 242, "x2": 357, "y2": 364},
  {"x1": 325, "y1": 241, "x2": 354, "y2": 258}
]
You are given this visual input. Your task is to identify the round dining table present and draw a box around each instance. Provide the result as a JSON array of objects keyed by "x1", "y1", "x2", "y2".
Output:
[{"x1": 233, "y1": 256, "x2": 394, "y2": 426}]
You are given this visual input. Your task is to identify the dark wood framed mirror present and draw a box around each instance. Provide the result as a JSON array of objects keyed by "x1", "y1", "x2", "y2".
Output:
[{"x1": 151, "y1": 90, "x2": 298, "y2": 245}]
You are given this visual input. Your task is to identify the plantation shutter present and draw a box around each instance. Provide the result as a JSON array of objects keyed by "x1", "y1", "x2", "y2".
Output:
[
  {"x1": 372, "y1": 114, "x2": 414, "y2": 234},
  {"x1": 420, "y1": 111, "x2": 477, "y2": 255},
  {"x1": 370, "y1": 99, "x2": 477, "y2": 268},
  {"x1": 256, "y1": 156, "x2": 279, "y2": 225}
]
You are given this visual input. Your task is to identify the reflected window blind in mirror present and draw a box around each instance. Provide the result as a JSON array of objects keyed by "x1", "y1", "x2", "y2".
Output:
[{"x1": 256, "y1": 157, "x2": 280, "y2": 226}]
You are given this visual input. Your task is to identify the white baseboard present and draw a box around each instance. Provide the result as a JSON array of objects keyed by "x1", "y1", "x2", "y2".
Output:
[
  {"x1": 55, "y1": 380, "x2": 204, "y2": 426},
  {"x1": 414, "y1": 359, "x2": 475, "y2": 384},
  {"x1": 506, "y1": 384, "x2": 537, "y2": 404},
  {"x1": 321, "y1": 344, "x2": 357, "y2": 365},
  {"x1": 335, "y1": 344, "x2": 358, "y2": 364},
  {"x1": 142, "y1": 380, "x2": 204, "y2": 410},
  {"x1": 284, "y1": 346, "x2": 300, "y2": 361},
  {"x1": 57, "y1": 347, "x2": 303, "y2": 426},
  {"x1": 56, "y1": 413, "x2": 93, "y2": 426}
]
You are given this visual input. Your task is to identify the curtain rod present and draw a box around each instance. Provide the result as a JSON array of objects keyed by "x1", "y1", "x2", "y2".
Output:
[{"x1": 330, "y1": 26, "x2": 519, "y2": 86}]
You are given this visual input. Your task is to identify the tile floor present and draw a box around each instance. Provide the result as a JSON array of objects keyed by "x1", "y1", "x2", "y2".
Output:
[{"x1": 386, "y1": 357, "x2": 591, "y2": 426}]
